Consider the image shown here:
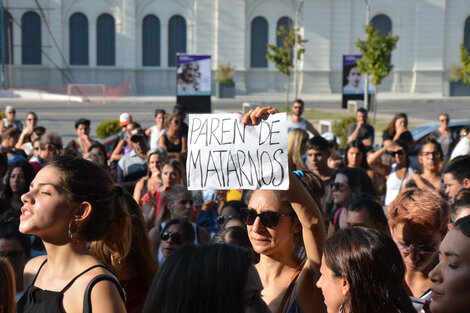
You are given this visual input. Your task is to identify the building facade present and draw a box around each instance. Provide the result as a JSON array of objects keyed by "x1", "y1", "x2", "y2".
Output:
[{"x1": 4, "y1": 0, "x2": 470, "y2": 95}]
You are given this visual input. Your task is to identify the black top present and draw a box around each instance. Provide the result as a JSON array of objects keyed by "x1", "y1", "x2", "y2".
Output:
[
  {"x1": 347, "y1": 123, "x2": 375, "y2": 144},
  {"x1": 382, "y1": 129, "x2": 413, "y2": 143},
  {"x1": 163, "y1": 133, "x2": 183, "y2": 153},
  {"x1": 18, "y1": 260, "x2": 112, "y2": 313}
]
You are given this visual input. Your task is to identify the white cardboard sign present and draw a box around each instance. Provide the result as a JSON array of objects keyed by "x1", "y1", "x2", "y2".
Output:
[{"x1": 186, "y1": 113, "x2": 289, "y2": 190}]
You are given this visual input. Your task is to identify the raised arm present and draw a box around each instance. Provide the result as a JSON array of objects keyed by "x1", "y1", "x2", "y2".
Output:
[
  {"x1": 306, "y1": 121, "x2": 320, "y2": 137},
  {"x1": 242, "y1": 107, "x2": 326, "y2": 313}
]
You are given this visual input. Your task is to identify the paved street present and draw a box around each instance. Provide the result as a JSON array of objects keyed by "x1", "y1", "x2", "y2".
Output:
[{"x1": 0, "y1": 93, "x2": 468, "y2": 143}]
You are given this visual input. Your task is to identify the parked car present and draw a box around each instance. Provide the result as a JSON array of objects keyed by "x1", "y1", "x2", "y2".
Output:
[{"x1": 99, "y1": 130, "x2": 124, "y2": 158}]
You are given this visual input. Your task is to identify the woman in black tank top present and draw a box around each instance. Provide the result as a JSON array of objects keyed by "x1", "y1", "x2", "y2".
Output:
[{"x1": 17, "y1": 157, "x2": 129, "y2": 313}]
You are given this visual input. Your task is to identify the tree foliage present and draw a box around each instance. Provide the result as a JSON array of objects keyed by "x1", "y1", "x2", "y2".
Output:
[
  {"x1": 450, "y1": 45, "x2": 470, "y2": 85},
  {"x1": 355, "y1": 24, "x2": 399, "y2": 86},
  {"x1": 266, "y1": 26, "x2": 307, "y2": 109},
  {"x1": 266, "y1": 26, "x2": 307, "y2": 76},
  {"x1": 96, "y1": 118, "x2": 121, "y2": 139}
]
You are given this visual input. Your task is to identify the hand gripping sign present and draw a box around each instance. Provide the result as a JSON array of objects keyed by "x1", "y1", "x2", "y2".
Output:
[{"x1": 186, "y1": 113, "x2": 289, "y2": 190}]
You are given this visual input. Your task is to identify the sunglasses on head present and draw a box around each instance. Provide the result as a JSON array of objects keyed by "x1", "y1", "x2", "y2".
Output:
[
  {"x1": 240, "y1": 208, "x2": 295, "y2": 229},
  {"x1": 160, "y1": 230, "x2": 182, "y2": 245},
  {"x1": 390, "y1": 150, "x2": 405, "y2": 157}
]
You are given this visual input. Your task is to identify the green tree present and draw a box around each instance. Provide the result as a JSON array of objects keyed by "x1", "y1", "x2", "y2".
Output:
[
  {"x1": 355, "y1": 24, "x2": 399, "y2": 120},
  {"x1": 355, "y1": 24, "x2": 399, "y2": 85},
  {"x1": 266, "y1": 26, "x2": 307, "y2": 111},
  {"x1": 450, "y1": 44, "x2": 470, "y2": 84}
]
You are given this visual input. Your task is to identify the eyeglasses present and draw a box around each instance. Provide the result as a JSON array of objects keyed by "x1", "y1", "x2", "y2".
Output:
[
  {"x1": 331, "y1": 182, "x2": 348, "y2": 191},
  {"x1": 216, "y1": 214, "x2": 240, "y2": 225},
  {"x1": 0, "y1": 250, "x2": 24, "y2": 260},
  {"x1": 395, "y1": 242, "x2": 438, "y2": 255},
  {"x1": 160, "y1": 230, "x2": 182, "y2": 244},
  {"x1": 390, "y1": 150, "x2": 405, "y2": 157},
  {"x1": 240, "y1": 208, "x2": 295, "y2": 229},
  {"x1": 422, "y1": 151, "x2": 441, "y2": 159},
  {"x1": 461, "y1": 132, "x2": 468, "y2": 137}
]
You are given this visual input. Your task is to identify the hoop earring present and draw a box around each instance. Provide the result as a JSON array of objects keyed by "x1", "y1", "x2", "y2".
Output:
[{"x1": 68, "y1": 220, "x2": 77, "y2": 239}]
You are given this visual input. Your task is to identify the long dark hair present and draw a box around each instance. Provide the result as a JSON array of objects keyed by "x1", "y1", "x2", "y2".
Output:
[
  {"x1": 345, "y1": 139, "x2": 369, "y2": 170},
  {"x1": 143, "y1": 244, "x2": 251, "y2": 313},
  {"x1": 324, "y1": 227, "x2": 415, "y2": 313},
  {"x1": 336, "y1": 167, "x2": 376, "y2": 198},
  {"x1": 91, "y1": 193, "x2": 158, "y2": 287},
  {"x1": 3, "y1": 161, "x2": 36, "y2": 199}
]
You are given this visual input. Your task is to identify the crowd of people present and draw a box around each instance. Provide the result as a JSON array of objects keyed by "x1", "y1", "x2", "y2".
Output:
[{"x1": 0, "y1": 102, "x2": 469, "y2": 313}]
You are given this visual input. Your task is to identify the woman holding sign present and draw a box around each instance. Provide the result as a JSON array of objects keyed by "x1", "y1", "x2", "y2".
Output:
[{"x1": 241, "y1": 107, "x2": 326, "y2": 313}]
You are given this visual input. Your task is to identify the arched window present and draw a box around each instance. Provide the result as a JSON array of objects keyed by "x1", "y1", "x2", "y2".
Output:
[
  {"x1": 250, "y1": 17, "x2": 268, "y2": 68},
  {"x1": 22, "y1": 12, "x2": 41, "y2": 65},
  {"x1": 97, "y1": 14, "x2": 115, "y2": 66},
  {"x1": 371, "y1": 14, "x2": 392, "y2": 37},
  {"x1": 276, "y1": 17, "x2": 293, "y2": 47},
  {"x1": 464, "y1": 16, "x2": 470, "y2": 53},
  {"x1": 69, "y1": 13, "x2": 88, "y2": 65},
  {"x1": 142, "y1": 15, "x2": 160, "y2": 66},
  {"x1": 168, "y1": 15, "x2": 186, "y2": 67},
  {"x1": 1, "y1": 10, "x2": 13, "y2": 64}
]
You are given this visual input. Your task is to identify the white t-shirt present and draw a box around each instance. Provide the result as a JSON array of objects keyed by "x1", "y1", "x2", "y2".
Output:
[
  {"x1": 450, "y1": 137, "x2": 470, "y2": 160},
  {"x1": 385, "y1": 164, "x2": 414, "y2": 206},
  {"x1": 149, "y1": 126, "x2": 165, "y2": 150}
]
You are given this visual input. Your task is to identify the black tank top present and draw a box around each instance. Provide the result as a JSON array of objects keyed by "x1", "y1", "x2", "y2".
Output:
[
  {"x1": 18, "y1": 260, "x2": 113, "y2": 313},
  {"x1": 163, "y1": 133, "x2": 182, "y2": 153}
]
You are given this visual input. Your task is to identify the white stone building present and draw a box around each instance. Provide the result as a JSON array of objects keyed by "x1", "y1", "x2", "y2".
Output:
[{"x1": 4, "y1": 0, "x2": 470, "y2": 96}]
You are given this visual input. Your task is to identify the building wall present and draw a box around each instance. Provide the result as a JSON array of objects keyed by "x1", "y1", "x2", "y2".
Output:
[{"x1": 5, "y1": 0, "x2": 470, "y2": 95}]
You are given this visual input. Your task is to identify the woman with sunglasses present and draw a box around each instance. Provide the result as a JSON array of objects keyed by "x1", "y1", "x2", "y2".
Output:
[
  {"x1": 217, "y1": 200, "x2": 245, "y2": 231},
  {"x1": 387, "y1": 187, "x2": 450, "y2": 312},
  {"x1": 317, "y1": 226, "x2": 416, "y2": 313},
  {"x1": 385, "y1": 139, "x2": 414, "y2": 206},
  {"x1": 159, "y1": 112, "x2": 187, "y2": 162},
  {"x1": 428, "y1": 216, "x2": 470, "y2": 313},
  {"x1": 148, "y1": 185, "x2": 209, "y2": 261},
  {"x1": 328, "y1": 167, "x2": 376, "y2": 237},
  {"x1": 241, "y1": 107, "x2": 326, "y2": 313},
  {"x1": 156, "y1": 219, "x2": 195, "y2": 264},
  {"x1": 406, "y1": 138, "x2": 444, "y2": 195}
]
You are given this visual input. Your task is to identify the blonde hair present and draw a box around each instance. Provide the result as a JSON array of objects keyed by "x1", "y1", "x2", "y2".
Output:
[
  {"x1": 0, "y1": 257, "x2": 16, "y2": 313},
  {"x1": 288, "y1": 128, "x2": 308, "y2": 168}
]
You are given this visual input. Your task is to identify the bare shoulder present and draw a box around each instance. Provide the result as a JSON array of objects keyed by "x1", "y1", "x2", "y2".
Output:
[
  {"x1": 64, "y1": 266, "x2": 126, "y2": 313},
  {"x1": 23, "y1": 255, "x2": 47, "y2": 287}
]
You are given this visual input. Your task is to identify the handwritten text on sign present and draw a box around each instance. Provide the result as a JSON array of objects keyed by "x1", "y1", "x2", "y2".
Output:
[{"x1": 186, "y1": 113, "x2": 289, "y2": 190}]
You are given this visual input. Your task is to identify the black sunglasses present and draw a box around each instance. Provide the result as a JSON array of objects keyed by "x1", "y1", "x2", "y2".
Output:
[
  {"x1": 331, "y1": 182, "x2": 347, "y2": 191},
  {"x1": 390, "y1": 150, "x2": 405, "y2": 157},
  {"x1": 216, "y1": 214, "x2": 240, "y2": 225},
  {"x1": 240, "y1": 208, "x2": 295, "y2": 229},
  {"x1": 160, "y1": 230, "x2": 182, "y2": 245}
]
